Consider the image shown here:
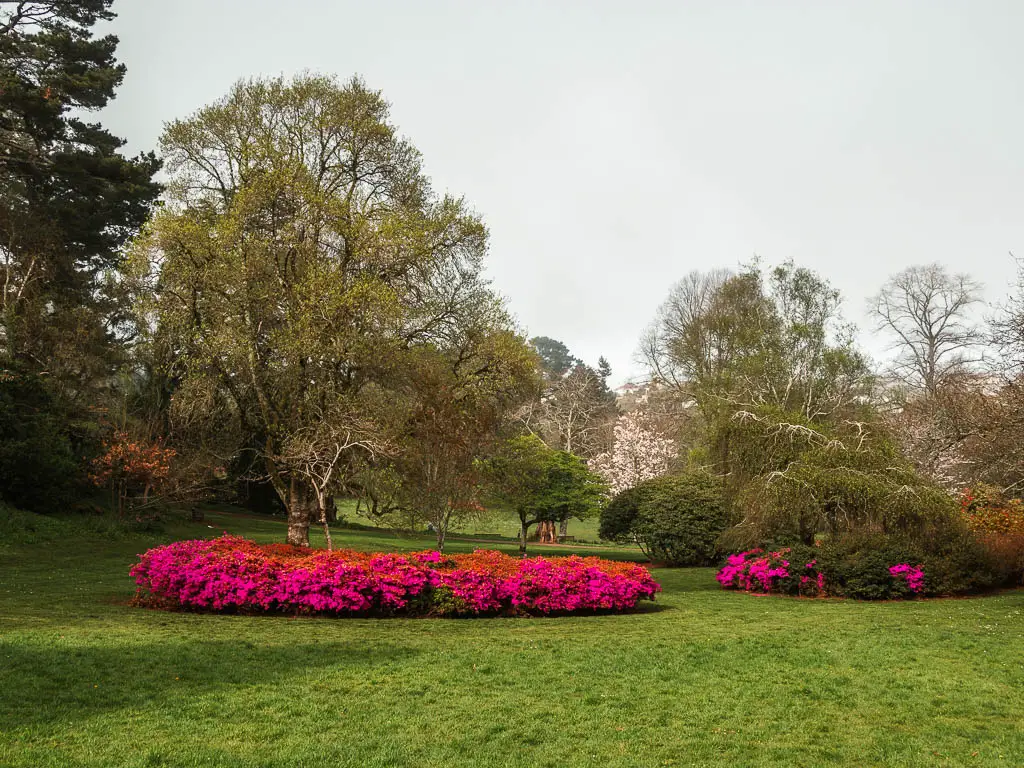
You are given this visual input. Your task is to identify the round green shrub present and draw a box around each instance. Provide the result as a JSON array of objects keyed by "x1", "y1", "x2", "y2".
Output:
[
  {"x1": 597, "y1": 485, "x2": 643, "y2": 542},
  {"x1": 600, "y1": 472, "x2": 727, "y2": 566}
]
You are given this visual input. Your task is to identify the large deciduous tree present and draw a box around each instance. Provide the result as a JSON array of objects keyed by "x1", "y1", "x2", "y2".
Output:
[
  {"x1": 870, "y1": 263, "x2": 984, "y2": 396},
  {"x1": 643, "y1": 262, "x2": 869, "y2": 423},
  {"x1": 642, "y1": 261, "x2": 871, "y2": 482},
  {"x1": 131, "y1": 74, "x2": 526, "y2": 546}
]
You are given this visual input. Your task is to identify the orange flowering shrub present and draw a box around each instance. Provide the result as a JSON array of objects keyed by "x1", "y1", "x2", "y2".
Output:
[
  {"x1": 90, "y1": 430, "x2": 176, "y2": 515},
  {"x1": 959, "y1": 485, "x2": 1024, "y2": 536},
  {"x1": 959, "y1": 485, "x2": 1024, "y2": 584}
]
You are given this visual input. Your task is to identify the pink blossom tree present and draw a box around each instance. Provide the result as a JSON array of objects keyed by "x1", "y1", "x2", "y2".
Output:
[{"x1": 589, "y1": 410, "x2": 677, "y2": 495}]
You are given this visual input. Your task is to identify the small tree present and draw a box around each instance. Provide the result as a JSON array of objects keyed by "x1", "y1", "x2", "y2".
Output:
[
  {"x1": 589, "y1": 410, "x2": 677, "y2": 495},
  {"x1": 278, "y1": 413, "x2": 386, "y2": 550},
  {"x1": 484, "y1": 435, "x2": 606, "y2": 554},
  {"x1": 89, "y1": 430, "x2": 175, "y2": 516},
  {"x1": 392, "y1": 333, "x2": 538, "y2": 551}
]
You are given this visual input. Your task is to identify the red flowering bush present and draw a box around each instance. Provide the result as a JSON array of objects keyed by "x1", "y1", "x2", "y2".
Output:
[
  {"x1": 130, "y1": 536, "x2": 661, "y2": 617},
  {"x1": 959, "y1": 485, "x2": 1024, "y2": 536},
  {"x1": 888, "y1": 563, "x2": 925, "y2": 593}
]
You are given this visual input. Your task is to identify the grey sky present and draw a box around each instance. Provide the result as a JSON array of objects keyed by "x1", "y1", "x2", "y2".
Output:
[{"x1": 99, "y1": 1, "x2": 1024, "y2": 385}]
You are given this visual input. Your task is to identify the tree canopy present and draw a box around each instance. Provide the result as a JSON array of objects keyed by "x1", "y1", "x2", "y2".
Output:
[
  {"x1": 483, "y1": 434, "x2": 607, "y2": 553},
  {"x1": 131, "y1": 74, "x2": 535, "y2": 545}
]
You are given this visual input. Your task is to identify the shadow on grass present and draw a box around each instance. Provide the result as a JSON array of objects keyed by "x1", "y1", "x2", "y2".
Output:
[{"x1": 0, "y1": 638, "x2": 417, "y2": 731}]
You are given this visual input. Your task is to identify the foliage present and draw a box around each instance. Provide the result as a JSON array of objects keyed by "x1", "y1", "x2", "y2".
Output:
[
  {"x1": 959, "y1": 485, "x2": 1024, "y2": 585},
  {"x1": 0, "y1": 0, "x2": 161, "y2": 396},
  {"x1": 717, "y1": 408, "x2": 958, "y2": 547},
  {"x1": 599, "y1": 472, "x2": 727, "y2": 566},
  {"x1": 719, "y1": 526, "x2": 1001, "y2": 599},
  {"x1": 0, "y1": 366, "x2": 76, "y2": 512},
  {"x1": 643, "y1": 261, "x2": 870, "y2": 422},
  {"x1": 483, "y1": 434, "x2": 607, "y2": 553},
  {"x1": 589, "y1": 409, "x2": 676, "y2": 495},
  {"x1": 388, "y1": 339, "x2": 539, "y2": 550},
  {"x1": 883, "y1": 374, "x2": 1001, "y2": 491},
  {"x1": 960, "y1": 484, "x2": 1024, "y2": 535},
  {"x1": 130, "y1": 536, "x2": 660, "y2": 617},
  {"x1": 716, "y1": 544, "x2": 926, "y2": 600},
  {"x1": 519, "y1": 337, "x2": 616, "y2": 458},
  {"x1": 715, "y1": 547, "x2": 825, "y2": 596},
  {"x1": 529, "y1": 336, "x2": 579, "y2": 378},
  {"x1": 130, "y1": 74, "x2": 530, "y2": 546},
  {"x1": 813, "y1": 536, "x2": 928, "y2": 600},
  {"x1": 597, "y1": 484, "x2": 644, "y2": 542},
  {"x1": 89, "y1": 429, "x2": 175, "y2": 515}
]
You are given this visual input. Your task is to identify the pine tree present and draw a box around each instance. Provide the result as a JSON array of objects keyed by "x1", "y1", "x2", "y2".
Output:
[{"x1": 0, "y1": 0, "x2": 161, "y2": 397}]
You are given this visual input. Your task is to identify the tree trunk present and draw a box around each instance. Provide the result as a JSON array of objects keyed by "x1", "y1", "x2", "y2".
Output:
[
  {"x1": 435, "y1": 525, "x2": 446, "y2": 552},
  {"x1": 558, "y1": 513, "x2": 570, "y2": 540},
  {"x1": 317, "y1": 499, "x2": 333, "y2": 552},
  {"x1": 519, "y1": 515, "x2": 529, "y2": 556},
  {"x1": 286, "y1": 477, "x2": 313, "y2": 547},
  {"x1": 324, "y1": 496, "x2": 338, "y2": 524}
]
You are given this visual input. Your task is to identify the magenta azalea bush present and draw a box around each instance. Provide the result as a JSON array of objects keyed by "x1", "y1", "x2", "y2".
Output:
[
  {"x1": 715, "y1": 548, "x2": 826, "y2": 597},
  {"x1": 129, "y1": 536, "x2": 661, "y2": 617},
  {"x1": 716, "y1": 547, "x2": 927, "y2": 599},
  {"x1": 889, "y1": 563, "x2": 925, "y2": 594}
]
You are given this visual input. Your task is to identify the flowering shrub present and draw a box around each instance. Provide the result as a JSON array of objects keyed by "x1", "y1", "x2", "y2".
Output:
[
  {"x1": 888, "y1": 563, "x2": 925, "y2": 594},
  {"x1": 715, "y1": 548, "x2": 825, "y2": 597},
  {"x1": 959, "y1": 485, "x2": 1024, "y2": 536},
  {"x1": 717, "y1": 547, "x2": 931, "y2": 599},
  {"x1": 90, "y1": 430, "x2": 176, "y2": 516},
  {"x1": 959, "y1": 485, "x2": 1024, "y2": 585},
  {"x1": 130, "y1": 536, "x2": 661, "y2": 617}
]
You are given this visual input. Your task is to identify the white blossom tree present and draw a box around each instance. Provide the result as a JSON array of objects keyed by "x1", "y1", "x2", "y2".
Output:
[{"x1": 589, "y1": 410, "x2": 677, "y2": 495}]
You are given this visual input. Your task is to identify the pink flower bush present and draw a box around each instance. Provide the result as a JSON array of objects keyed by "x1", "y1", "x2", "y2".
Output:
[
  {"x1": 716, "y1": 548, "x2": 824, "y2": 596},
  {"x1": 130, "y1": 536, "x2": 661, "y2": 617},
  {"x1": 717, "y1": 549, "x2": 928, "y2": 599},
  {"x1": 889, "y1": 563, "x2": 925, "y2": 594}
]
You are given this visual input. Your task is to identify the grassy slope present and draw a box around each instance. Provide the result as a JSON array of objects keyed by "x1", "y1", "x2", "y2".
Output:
[{"x1": 1, "y1": 509, "x2": 1023, "y2": 768}]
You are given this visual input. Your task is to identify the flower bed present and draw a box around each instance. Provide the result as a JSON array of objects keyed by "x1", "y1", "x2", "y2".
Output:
[{"x1": 129, "y1": 536, "x2": 661, "y2": 617}]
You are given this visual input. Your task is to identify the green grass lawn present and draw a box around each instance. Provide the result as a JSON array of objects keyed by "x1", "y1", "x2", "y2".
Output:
[
  {"x1": 336, "y1": 497, "x2": 607, "y2": 543},
  {"x1": 2, "y1": 509, "x2": 1023, "y2": 767}
]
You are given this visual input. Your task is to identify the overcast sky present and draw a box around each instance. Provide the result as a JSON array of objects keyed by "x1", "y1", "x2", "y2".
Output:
[{"x1": 98, "y1": 0, "x2": 1024, "y2": 385}]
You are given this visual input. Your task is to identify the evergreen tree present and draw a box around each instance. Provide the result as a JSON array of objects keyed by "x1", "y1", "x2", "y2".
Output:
[{"x1": 0, "y1": 0, "x2": 161, "y2": 399}]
